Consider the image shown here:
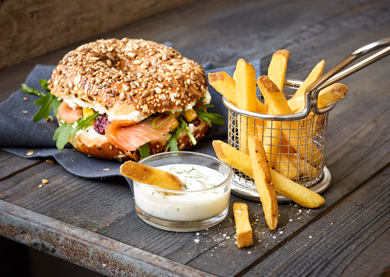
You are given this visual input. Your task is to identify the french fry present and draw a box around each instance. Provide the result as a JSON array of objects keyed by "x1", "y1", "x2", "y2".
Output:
[
  {"x1": 208, "y1": 72, "x2": 268, "y2": 114},
  {"x1": 248, "y1": 136, "x2": 278, "y2": 230},
  {"x1": 317, "y1": 83, "x2": 349, "y2": 109},
  {"x1": 233, "y1": 203, "x2": 253, "y2": 248},
  {"x1": 120, "y1": 161, "x2": 183, "y2": 190},
  {"x1": 213, "y1": 140, "x2": 254, "y2": 177},
  {"x1": 208, "y1": 72, "x2": 237, "y2": 104},
  {"x1": 236, "y1": 60, "x2": 258, "y2": 154},
  {"x1": 270, "y1": 170, "x2": 325, "y2": 208},
  {"x1": 268, "y1": 49, "x2": 290, "y2": 91},
  {"x1": 236, "y1": 59, "x2": 260, "y2": 112},
  {"x1": 212, "y1": 140, "x2": 325, "y2": 208},
  {"x1": 289, "y1": 60, "x2": 325, "y2": 100},
  {"x1": 288, "y1": 83, "x2": 349, "y2": 113},
  {"x1": 272, "y1": 154, "x2": 299, "y2": 179},
  {"x1": 209, "y1": 70, "x2": 267, "y2": 154},
  {"x1": 258, "y1": 76, "x2": 323, "y2": 166}
]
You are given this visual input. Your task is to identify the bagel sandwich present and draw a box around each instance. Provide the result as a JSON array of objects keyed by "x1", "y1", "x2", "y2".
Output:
[{"x1": 24, "y1": 38, "x2": 223, "y2": 161}]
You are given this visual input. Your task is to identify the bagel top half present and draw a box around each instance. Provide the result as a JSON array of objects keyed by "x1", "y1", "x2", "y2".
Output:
[{"x1": 48, "y1": 38, "x2": 208, "y2": 120}]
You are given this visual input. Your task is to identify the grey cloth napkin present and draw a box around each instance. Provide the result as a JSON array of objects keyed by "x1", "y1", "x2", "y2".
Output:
[{"x1": 0, "y1": 57, "x2": 261, "y2": 187}]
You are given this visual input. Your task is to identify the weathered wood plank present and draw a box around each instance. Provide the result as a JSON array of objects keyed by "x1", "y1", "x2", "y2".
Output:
[
  {"x1": 242, "y1": 165, "x2": 390, "y2": 277},
  {"x1": 0, "y1": 150, "x2": 42, "y2": 180},
  {"x1": 0, "y1": 162, "x2": 133, "y2": 232},
  {"x1": 0, "y1": 200, "x2": 215, "y2": 277},
  {"x1": 0, "y1": 0, "x2": 194, "y2": 70}
]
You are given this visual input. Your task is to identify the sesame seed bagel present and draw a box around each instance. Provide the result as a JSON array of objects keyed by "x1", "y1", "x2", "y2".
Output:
[
  {"x1": 68, "y1": 119, "x2": 209, "y2": 161},
  {"x1": 48, "y1": 38, "x2": 207, "y2": 118}
]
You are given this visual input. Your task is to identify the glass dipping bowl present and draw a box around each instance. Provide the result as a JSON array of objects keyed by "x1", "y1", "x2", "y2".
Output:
[{"x1": 132, "y1": 151, "x2": 233, "y2": 232}]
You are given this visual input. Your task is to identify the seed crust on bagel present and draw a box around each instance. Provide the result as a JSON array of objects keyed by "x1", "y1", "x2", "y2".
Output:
[{"x1": 49, "y1": 38, "x2": 208, "y2": 120}]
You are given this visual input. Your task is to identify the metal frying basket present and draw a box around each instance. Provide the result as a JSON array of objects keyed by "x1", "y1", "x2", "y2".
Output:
[
  {"x1": 222, "y1": 37, "x2": 390, "y2": 202},
  {"x1": 223, "y1": 80, "x2": 332, "y2": 202}
]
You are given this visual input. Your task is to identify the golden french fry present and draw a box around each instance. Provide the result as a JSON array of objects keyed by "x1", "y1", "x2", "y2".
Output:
[
  {"x1": 233, "y1": 203, "x2": 253, "y2": 248},
  {"x1": 213, "y1": 140, "x2": 254, "y2": 177},
  {"x1": 272, "y1": 154, "x2": 299, "y2": 179},
  {"x1": 236, "y1": 60, "x2": 258, "y2": 154},
  {"x1": 289, "y1": 60, "x2": 325, "y2": 100},
  {"x1": 212, "y1": 140, "x2": 325, "y2": 208},
  {"x1": 289, "y1": 83, "x2": 349, "y2": 113},
  {"x1": 248, "y1": 135, "x2": 278, "y2": 230},
  {"x1": 208, "y1": 71, "x2": 268, "y2": 114},
  {"x1": 268, "y1": 49, "x2": 290, "y2": 91},
  {"x1": 208, "y1": 72, "x2": 237, "y2": 104},
  {"x1": 120, "y1": 161, "x2": 183, "y2": 191},
  {"x1": 258, "y1": 76, "x2": 322, "y2": 166},
  {"x1": 236, "y1": 59, "x2": 258, "y2": 111},
  {"x1": 317, "y1": 83, "x2": 349, "y2": 109},
  {"x1": 270, "y1": 170, "x2": 325, "y2": 208}
]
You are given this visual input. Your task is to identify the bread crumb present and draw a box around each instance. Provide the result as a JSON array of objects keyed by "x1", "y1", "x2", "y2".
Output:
[
  {"x1": 22, "y1": 111, "x2": 27, "y2": 114},
  {"x1": 42, "y1": 179, "x2": 49, "y2": 184},
  {"x1": 26, "y1": 150, "x2": 34, "y2": 156},
  {"x1": 45, "y1": 159, "x2": 55, "y2": 164},
  {"x1": 23, "y1": 97, "x2": 28, "y2": 101},
  {"x1": 103, "y1": 168, "x2": 110, "y2": 171}
]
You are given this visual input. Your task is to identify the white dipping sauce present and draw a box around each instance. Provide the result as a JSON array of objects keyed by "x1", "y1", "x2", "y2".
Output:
[{"x1": 134, "y1": 164, "x2": 231, "y2": 222}]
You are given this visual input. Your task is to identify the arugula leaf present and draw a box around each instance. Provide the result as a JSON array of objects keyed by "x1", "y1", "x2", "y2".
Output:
[
  {"x1": 22, "y1": 80, "x2": 61, "y2": 121},
  {"x1": 138, "y1": 143, "x2": 150, "y2": 159},
  {"x1": 195, "y1": 96, "x2": 206, "y2": 106},
  {"x1": 166, "y1": 127, "x2": 180, "y2": 152},
  {"x1": 194, "y1": 95, "x2": 224, "y2": 125},
  {"x1": 39, "y1": 79, "x2": 50, "y2": 93},
  {"x1": 53, "y1": 112, "x2": 99, "y2": 150},
  {"x1": 32, "y1": 93, "x2": 61, "y2": 122},
  {"x1": 21, "y1": 84, "x2": 46, "y2": 97},
  {"x1": 196, "y1": 108, "x2": 224, "y2": 125}
]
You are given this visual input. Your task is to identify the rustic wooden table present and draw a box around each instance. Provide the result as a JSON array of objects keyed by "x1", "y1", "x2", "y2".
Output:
[{"x1": 1, "y1": 0, "x2": 390, "y2": 276}]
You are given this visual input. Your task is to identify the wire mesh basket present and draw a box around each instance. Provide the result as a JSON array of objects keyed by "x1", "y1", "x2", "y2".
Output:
[
  {"x1": 223, "y1": 79, "x2": 332, "y2": 202},
  {"x1": 221, "y1": 37, "x2": 390, "y2": 202}
]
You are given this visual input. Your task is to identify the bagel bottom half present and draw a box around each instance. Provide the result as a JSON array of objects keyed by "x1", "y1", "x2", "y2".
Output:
[{"x1": 67, "y1": 120, "x2": 210, "y2": 161}]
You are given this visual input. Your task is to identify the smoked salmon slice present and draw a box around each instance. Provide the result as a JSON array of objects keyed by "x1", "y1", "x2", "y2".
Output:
[
  {"x1": 105, "y1": 114, "x2": 176, "y2": 151},
  {"x1": 57, "y1": 101, "x2": 83, "y2": 124}
]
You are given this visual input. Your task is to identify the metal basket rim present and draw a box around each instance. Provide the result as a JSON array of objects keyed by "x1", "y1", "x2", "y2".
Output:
[{"x1": 222, "y1": 78, "x2": 337, "y2": 121}]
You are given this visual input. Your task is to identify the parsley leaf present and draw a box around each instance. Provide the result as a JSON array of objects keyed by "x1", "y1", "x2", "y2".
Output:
[
  {"x1": 138, "y1": 143, "x2": 150, "y2": 159},
  {"x1": 53, "y1": 112, "x2": 99, "y2": 150}
]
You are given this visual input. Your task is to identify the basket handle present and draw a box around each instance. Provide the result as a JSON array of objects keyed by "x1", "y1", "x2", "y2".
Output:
[{"x1": 307, "y1": 37, "x2": 390, "y2": 115}]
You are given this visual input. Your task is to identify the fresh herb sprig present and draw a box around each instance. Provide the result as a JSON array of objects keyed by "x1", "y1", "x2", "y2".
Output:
[
  {"x1": 53, "y1": 112, "x2": 99, "y2": 150},
  {"x1": 194, "y1": 96, "x2": 224, "y2": 125},
  {"x1": 138, "y1": 143, "x2": 150, "y2": 159},
  {"x1": 21, "y1": 80, "x2": 61, "y2": 122}
]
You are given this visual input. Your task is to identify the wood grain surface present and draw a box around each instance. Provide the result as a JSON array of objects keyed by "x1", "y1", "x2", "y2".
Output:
[
  {"x1": 0, "y1": 0, "x2": 194, "y2": 70},
  {"x1": 1, "y1": 0, "x2": 390, "y2": 276}
]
